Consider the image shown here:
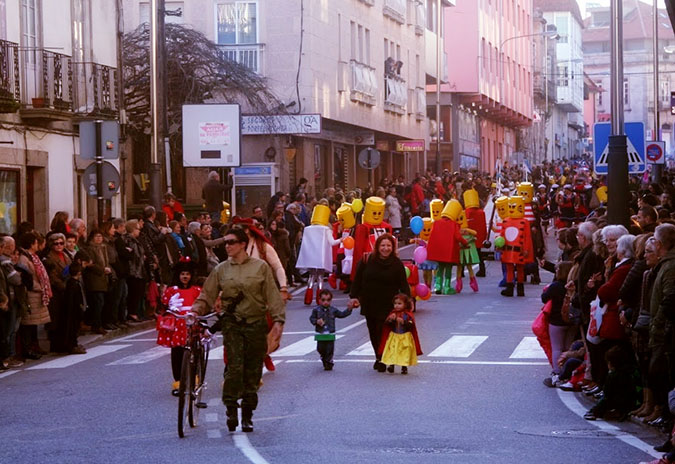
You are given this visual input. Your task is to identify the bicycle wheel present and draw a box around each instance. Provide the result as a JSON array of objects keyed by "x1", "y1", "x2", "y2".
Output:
[
  {"x1": 189, "y1": 347, "x2": 202, "y2": 428},
  {"x1": 177, "y1": 349, "x2": 192, "y2": 438}
]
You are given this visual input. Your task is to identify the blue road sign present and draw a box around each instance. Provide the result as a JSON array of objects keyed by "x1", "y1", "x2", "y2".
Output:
[{"x1": 593, "y1": 122, "x2": 646, "y2": 175}]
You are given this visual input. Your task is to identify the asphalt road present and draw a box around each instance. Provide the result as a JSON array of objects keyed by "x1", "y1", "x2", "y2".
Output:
[{"x1": 0, "y1": 252, "x2": 667, "y2": 463}]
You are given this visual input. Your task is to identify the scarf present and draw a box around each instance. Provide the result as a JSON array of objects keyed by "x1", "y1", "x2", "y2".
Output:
[{"x1": 30, "y1": 252, "x2": 52, "y2": 306}]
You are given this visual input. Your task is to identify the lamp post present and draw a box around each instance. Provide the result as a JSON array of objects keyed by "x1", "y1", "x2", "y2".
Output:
[{"x1": 653, "y1": 0, "x2": 662, "y2": 183}]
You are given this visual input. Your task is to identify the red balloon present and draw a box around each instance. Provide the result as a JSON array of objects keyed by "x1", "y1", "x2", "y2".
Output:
[{"x1": 343, "y1": 236, "x2": 355, "y2": 249}]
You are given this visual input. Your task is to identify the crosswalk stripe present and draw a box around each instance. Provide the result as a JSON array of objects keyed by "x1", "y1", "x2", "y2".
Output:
[
  {"x1": 27, "y1": 344, "x2": 131, "y2": 369},
  {"x1": 274, "y1": 335, "x2": 344, "y2": 357},
  {"x1": 427, "y1": 335, "x2": 488, "y2": 358},
  {"x1": 509, "y1": 336, "x2": 548, "y2": 359},
  {"x1": 346, "y1": 342, "x2": 374, "y2": 356},
  {"x1": 107, "y1": 346, "x2": 170, "y2": 365}
]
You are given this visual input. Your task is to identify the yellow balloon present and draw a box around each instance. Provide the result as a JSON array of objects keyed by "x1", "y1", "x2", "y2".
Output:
[{"x1": 351, "y1": 198, "x2": 364, "y2": 213}]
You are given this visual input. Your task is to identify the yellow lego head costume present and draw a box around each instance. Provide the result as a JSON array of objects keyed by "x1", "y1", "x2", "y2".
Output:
[
  {"x1": 463, "y1": 189, "x2": 480, "y2": 209},
  {"x1": 420, "y1": 217, "x2": 433, "y2": 241},
  {"x1": 430, "y1": 199, "x2": 444, "y2": 221},
  {"x1": 363, "y1": 196, "x2": 385, "y2": 225},
  {"x1": 441, "y1": 199, "x2": 462, "y2": 221},
  {"x1": 508, "y1": 196, "x2": 525, "y2": 219},
  {"x1": 310, "y1": 204, "x2": 331, "y2": 226},
  {"x1": 458, "y1": 209, "x2": 468, "y2": 228},
  {"x1": 336, "y1": 204, "x2": 356, "y2": 229},
  {"x1": 596, "y1": 186, "x2": 608, "y2": 204},
  {"x1": 495, "y1": 196, "x2": 509, "y2": 220},
  {"x1": 517, "y1": 182, "x2": 534, "y2": 203}
]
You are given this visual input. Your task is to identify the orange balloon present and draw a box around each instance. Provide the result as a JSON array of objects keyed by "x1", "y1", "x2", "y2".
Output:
[
  {"x1": 343, "y1": 236, "x2": 355, "y2": 249},
  {"x1": 420, "y1": 291, "x2": 431, "y2": 301}
]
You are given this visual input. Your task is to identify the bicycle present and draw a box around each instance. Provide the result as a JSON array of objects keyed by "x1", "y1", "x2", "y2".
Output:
[{"x1": 167, "y1": 308, "x2": 216, "y2": 438}]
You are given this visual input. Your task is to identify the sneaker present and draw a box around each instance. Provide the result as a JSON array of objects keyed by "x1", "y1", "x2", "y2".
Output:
[
  {"x1": 543, "y1": 374, "x2": 559, "y2": 388},
  {"x1": 5, "y1": 357, "x2": 24, "y2": 368},
  {"x1": 558, "y1": 381, "x2": 577, "y2": 391}
]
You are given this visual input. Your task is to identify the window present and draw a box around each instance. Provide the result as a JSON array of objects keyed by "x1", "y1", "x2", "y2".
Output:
[
  {"x1": 21, "y1": 0, "x2": 39, "y2": 64},
  {"x1": 555, "y1": 14, "x2": 568, "y2": 43},
  {"x1": 72, "y1": 0, "x2": 88, "y2": 63},
  {"x1": 558, "y1": 64, "x2": 568, "y2": 87},
  {"x1": 215, "y1": 1, "x2": 257, "y2": 45},
  {"x1": 140, "y1": 1, "x2": 184, "y2": 25},
  {"x1": 661, "y1": 80, "x2": 670, "y2": 103},
  {"x1": 350, "y1": 21, "x2": 356, "y2": 60},
  {"x1": 364, "y1": 29, "x2": 370, "y2": 65},
  {"x1": 358, "y1": 25, "x2": 363, "y2": 62},
  {"x1": 623, "y1": 78, "x2": 630, "y2": 106}
]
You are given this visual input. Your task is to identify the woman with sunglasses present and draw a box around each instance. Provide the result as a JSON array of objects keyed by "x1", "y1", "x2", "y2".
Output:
[
  {"x1": 192, "y1": 227, "x2": 285, "y2": 433},
  {"x1": 43, "y1": 233, "x2": 72, "y2": 353}
]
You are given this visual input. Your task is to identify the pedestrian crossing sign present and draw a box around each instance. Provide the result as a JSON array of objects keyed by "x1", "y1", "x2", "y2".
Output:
[{"x1": 593, "y1": 122, "x2": 646, "y2": 175}]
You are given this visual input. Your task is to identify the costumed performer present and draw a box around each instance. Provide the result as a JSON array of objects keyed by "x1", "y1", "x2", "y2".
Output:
[
  {"x1": 328, "y1": 203, "x2": 356, "y2": 292},
  {"x1": 426, "y1": 199, "x2": 467, "y2": 295},
  {"x1": 350, "y1": 197, "x2": 392, "y2": 280},
  {"x1": 499, "y1": 196, "x2": 533, "y2": 297},
  {"x1": 378, "y1": 293, "x2": 422, "y2": 375},
  {"x1": 456, "y1": 208, "x2": 479, "y2": 293},
  {"x1": 463, "y1": 188, "x2": 487, "y2": 278}
]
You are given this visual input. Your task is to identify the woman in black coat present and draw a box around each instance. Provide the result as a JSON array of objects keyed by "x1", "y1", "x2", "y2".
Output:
[{"x1": 349, "y1": 233, "x2": 411, "y2": 372}]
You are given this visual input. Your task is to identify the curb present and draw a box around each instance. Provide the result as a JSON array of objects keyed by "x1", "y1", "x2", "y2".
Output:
[{"x1": 79, "y1": 320, "x2": 157, "y2": 348}]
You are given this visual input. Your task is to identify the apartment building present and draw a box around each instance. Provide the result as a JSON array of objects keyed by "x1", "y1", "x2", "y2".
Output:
[
  {"x1": 584, "y1": 0, "x2": 675, "y2": 155},
  {"x1": 0, "y1": 0, "x2": 120, "y2": 234},
  {"x1": 125, "y1": 0, "x2": 449, "y2": 208},
  {"x1": 442, "y1": 0, "x2": 534, "y2": 174}
]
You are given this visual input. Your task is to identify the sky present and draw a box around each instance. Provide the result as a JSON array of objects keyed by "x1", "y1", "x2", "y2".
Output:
[{"x1": 577, "y1": 0, "x2": 668, "y2": 18}]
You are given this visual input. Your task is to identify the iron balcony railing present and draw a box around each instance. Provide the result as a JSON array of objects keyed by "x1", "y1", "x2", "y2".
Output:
[
  {"x1": 216, "y1": 43, "x2": 264, "y2": 75},
  {"x1": 0, "y1": 40, "x2": 20, "y2": 110}
]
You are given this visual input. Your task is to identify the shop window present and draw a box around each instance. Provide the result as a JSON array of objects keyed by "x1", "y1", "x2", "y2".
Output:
[{"x1": 0, "y1": 170, "x2": 19, "y2": 235}]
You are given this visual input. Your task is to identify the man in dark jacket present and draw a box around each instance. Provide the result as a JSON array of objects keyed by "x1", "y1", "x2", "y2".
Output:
[
  {"x1": 139, "y1": 206, "x2": 166, "y2": 283},
  {"x1": 569, "y1": 222, "x2": 604, "y2": 325},
  {"x1": 202, "y1": 171, "x2": 232, "y2": 221}
]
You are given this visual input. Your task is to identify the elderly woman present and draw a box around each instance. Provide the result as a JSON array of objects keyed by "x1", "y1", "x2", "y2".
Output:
[
  {"x1": 349, "y1": 234, "x2": 411, "y2": 373},
  {"x1": 17, "y1": 232, "x2": 52, "y2": 359},
  {"x1": 43, "y1": 233, "x2": 72, "y2": 352}
]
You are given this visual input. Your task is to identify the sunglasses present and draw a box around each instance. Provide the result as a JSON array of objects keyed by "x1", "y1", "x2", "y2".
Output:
[{"x1": 223, "y1": 239, "x2": 241, "y2": 246}]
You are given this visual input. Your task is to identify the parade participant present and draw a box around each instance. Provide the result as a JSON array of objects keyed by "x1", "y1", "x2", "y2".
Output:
[
  {"x1": 191, "y1": 227, "x2": 285, "y2": 433},
  {"x1": 499, "y1": 196, "x2": 533, "y2": 297},
  {"x1": 309, "y1": 289, "x2": 353, "y2": 370},
  {"x1": 349, "y1": 234, "x2": 410, "y2": 373},
  {"x1": 536, "y1": 184, "x2": 550, "y2": 235},
  {"x1": 329, "y1": 204, "x2": 356, "y2": 292},
  {"x1": 426, "y1": 200, "x2": 468, "y2": 295},
  {"x1": 417, "y1": 217, "x2": 437, "y2": 289},
  {"x1": 429, "y1": 199, "x2": 444, "y2": 221},
  {"x1": 156, "y1": 258, "x2": 202, "y2": 396},
  {"x1": 351, "y1": 197, "x2": 393, "y2": 280},
  {"x1": 296, "y1": 205, "x2": 343, "y2": 305},
  {"x1": 557, "y1": 185, "x2": 576, "y2": 228},
  {"x1": 456, "y1": 208, "x2": 480, "y2": 293},
  {"x1": 517, "y1": 181, "x2": 544, "y2": 284},
  {"x1": 379, "y1": 293, "x2": 422, "y2": 375},
  {"x1": 463, "y1": 188, "x2": 487, "y2": 277}
]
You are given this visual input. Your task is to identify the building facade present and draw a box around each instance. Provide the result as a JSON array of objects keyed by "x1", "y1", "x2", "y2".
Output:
[
  {"x1": 584, "y1": 1, "x2": 675, "y2": 158},
  {"x1": 0, "y1": 0, "x2": 121, "y2": 234},
  {"x1": 124, "y1": 0, "x2": 449, "y2": 209},
  {"x1": 442, "y1": 0, "x2": 534, "y2": 174}
]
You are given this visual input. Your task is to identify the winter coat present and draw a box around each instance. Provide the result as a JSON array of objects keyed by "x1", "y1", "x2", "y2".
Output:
[
  {"x1": 43, "y1": 251, "x2": 71, "y2": 294},
  {"x1": 618, "y1": 258, "x2": 648, "y2": 323},
  {"x1": 541, "y1": 280, "x2": 569, "y2": 326},
  {"x1": 309, "y1": 305, "x2": 352, "y2": 333},
  {"x1": 270, "y1": 229, "x2": 291, "y2": 269},
  {"x1": 649, "y1": 250, "x2": 675, "y2": 350},
  {"x1": 350, "y1": 254, "x2": 410, "y2": 319},
  {"x1": 17, "y1": 253, "x2": 51, "y2": 325},
  {"x1": 121, "y1": 234, "x2": 147, "y2": 280},
  {"x1": 84, "y1": 243, "x2": 109, "y2": 293}
]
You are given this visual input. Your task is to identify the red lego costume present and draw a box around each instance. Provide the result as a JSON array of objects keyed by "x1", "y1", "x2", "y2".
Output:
[
  {"x1": 499, "y1": 211, "x2": 533, "y2": 297},
  {"x1": 465, "y1": 207, "x2": 486, "y2": 246},
  {"x1": 426, "y1": 218, "x2": 466, "y2": 264},
  {"x1": 351, "y1": 222, "x2": 392, "y2": 278}
]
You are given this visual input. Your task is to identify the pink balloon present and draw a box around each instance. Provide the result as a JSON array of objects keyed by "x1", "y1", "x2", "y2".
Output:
[
  {"x1": 413, "y1": 246, "x2": 427, "y2": 265},
  {"x1": 415, "y1": 283, "x2": 429, "y2": 298}
]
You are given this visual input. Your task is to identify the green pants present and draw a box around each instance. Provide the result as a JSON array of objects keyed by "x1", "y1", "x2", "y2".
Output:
[{"x1": 221, "y1": 317, "x2": 268, "y2": 410}]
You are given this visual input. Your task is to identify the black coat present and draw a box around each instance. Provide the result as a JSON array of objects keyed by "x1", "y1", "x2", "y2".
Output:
[{"x1": 350, "y1": 254, "x2": 410, "y2": 319}]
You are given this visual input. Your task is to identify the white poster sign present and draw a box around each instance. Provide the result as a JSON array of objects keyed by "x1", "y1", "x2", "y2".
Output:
[
  {"x1": 199, "y1": 122, "x2": 230, "y2": 146},
  {"x1": 182, "y1": 104, "x2": 241, "y2": 167}
]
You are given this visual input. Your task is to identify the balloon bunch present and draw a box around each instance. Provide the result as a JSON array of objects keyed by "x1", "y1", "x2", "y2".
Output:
[{"x1": 409, "y1": 215, "x2": 431, "y2": 300}]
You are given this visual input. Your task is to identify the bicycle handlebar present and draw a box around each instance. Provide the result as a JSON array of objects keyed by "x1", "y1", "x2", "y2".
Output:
[{"x1": 166, "y1": 309, "x2": 217, "y2": 323}]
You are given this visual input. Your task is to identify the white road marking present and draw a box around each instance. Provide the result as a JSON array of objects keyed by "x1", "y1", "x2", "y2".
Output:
[
  {"x1": 556, "y1": 389, "x2": 661, "y2": 459},
  {"x1": 274, "y1": 335, "x2": 344, "y2": 357},
  {"x1": 207, "y1": 429, "x2": 222, "y2": 439},
  {"x1": 0, "y1": 370, "x2": 19, "y2": 379},
  {"x1": 26, "y1": 345, "x2": 131, "y2": 369},
  {"x1": 336, "y1": 318, "x2": 366, "y2": 333},
  {"x1": 107, "y1": 346, "x2": 170, "y2": 365},
  {"x1": 284, "y1": 359, "x2": 550, "y2": 366},
  {"x1": 428, "y1": 335, "x2": 488, "y2": 358},
  {"x1": 108, "y1": 328, "x2": 156, "y2": 342},
  {"x1": 509, "y1": 336, "x2": 548, "y2": 359},
  {"x1": 233, "y1": 433, "x2": 270, "y2": 464},
  {"x1": 346, "y1": 342, "x2": 374, "y2": 356}
]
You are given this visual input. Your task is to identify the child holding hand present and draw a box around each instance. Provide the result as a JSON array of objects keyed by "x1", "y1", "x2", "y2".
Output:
[
  {"x1": 309, "y1": 289, "x2": 353, "y2": 370},
  {"x1": 379, "y1": 294, "x2": 422, "y2": 374}
]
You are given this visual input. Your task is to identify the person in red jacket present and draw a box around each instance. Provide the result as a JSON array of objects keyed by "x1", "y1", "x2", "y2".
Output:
[
  {"x1": 409, "y1": 177, "x2": 426, "y2": 216},
  {"x1": 162, "y1": 192, "x2": 185, "y2": 221}
]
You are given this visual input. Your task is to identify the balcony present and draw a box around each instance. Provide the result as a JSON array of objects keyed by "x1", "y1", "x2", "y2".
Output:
[
  {"x1": 14, "y1": 47, "x2": 118, "y2": 121},
  {"x1": 383, "y1": 0, "x2": 406, "y2": 24},
  {"x1": 0, "y1": 40, "x2": 20, "y2": 113},
  {"x1": 384, "y1": 74, "x2": 407, "y2": 114},
  {"x1": 350, "y1": 60, "x2": 377, "y2": 106},
  {"x1": 216, "y1": 43, "x2": 264, "y2": 75}
]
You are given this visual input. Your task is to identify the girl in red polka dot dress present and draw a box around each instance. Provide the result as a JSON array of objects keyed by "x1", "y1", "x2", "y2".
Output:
[{"x1": 156, "y1": 258, "x2": 202, "y2": 396}]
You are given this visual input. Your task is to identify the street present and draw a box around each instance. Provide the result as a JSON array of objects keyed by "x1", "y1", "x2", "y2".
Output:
[{"x1": 0, "y1": 257, "x2": 666, "y2": 464}]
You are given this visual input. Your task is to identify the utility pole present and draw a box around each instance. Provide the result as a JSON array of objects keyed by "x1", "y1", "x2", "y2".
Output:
[
  {"x1": 149, "y1": 0, "x2": 163, "y2": 208},
  {"x1": 607, "y1": 0, "x2": 630, "y2": 226},
  {"x1": 653, "y1": 0, "x2": 663, "y2": 183}
]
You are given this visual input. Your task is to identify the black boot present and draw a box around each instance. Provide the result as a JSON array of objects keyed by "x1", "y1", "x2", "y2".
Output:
[
  {"x1": 226, "y1": 405, "x2": 238, "y2": 432},
  {"x1": 500, "y1": 283, "x2": 514, "y2": 297},
  {"x1": 517, "y1": 283, "x2": 525, "y2": 297},
  {"x1": 241, "y1": 406, "x2": 254, "y2": 433}
]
